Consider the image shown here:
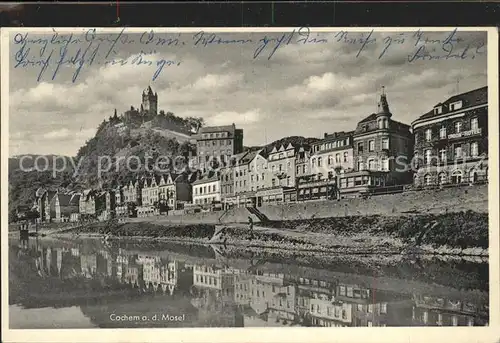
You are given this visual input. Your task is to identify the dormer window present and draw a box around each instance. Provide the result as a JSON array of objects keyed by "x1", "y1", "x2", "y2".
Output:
[
  {"x1": 450, "y1": 100, "x2": 463, "y2": 112},
  {"x1": 434, "y1": 106, "x2": 443, "y2": 115}
]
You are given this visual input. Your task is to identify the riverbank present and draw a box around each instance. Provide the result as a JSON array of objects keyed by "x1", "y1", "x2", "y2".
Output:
[{"x1": 51, "y1": 210, "x2": 488, "y2": 257}]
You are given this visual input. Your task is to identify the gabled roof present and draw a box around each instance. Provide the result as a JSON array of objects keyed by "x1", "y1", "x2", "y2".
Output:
[
  {"x1": 56, "y1": 194, "x2": 74, "y2": 207},
  {"x1": 239, "y1": 150, "x2": 259, "y2": 165},
  {"x1": 69, "y1": 194, "x2": 80, "y2": 206},
  {"x1": 414, "y1": 86, "x2": 487, "y2": 122}
]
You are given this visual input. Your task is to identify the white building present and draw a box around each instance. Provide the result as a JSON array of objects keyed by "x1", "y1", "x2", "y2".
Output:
[{"x1": 192, "y1": 174, "x2": 221, "y2": 207}]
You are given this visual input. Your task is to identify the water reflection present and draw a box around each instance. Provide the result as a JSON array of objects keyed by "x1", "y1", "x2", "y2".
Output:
[{"x1": 9, "y1": 237, "x2": 489, "y2": 328}]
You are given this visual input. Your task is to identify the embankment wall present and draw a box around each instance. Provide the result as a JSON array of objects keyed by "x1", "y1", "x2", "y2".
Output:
[{"x1": 126, "y1": 184, "x2": 488, "y2": 225}]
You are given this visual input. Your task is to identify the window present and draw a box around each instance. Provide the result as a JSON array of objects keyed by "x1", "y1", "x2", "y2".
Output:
[
  {"x1": 279, "y1": 164, "x2": 283, "y2": 171},
  {"x1": 425, "y1": 129, "x2": 432, "y2": 141},
  {"x1": 424, "y1": 174, "x2": 432, "y2": 185},
  {"x1": 367, "y1": 321, "x2": 373, "y2": 327},
  {"x1": 380, "y1": 303, "x2": 387, "y2": 314},
  {"x1": 262, "y1": 173, "x2": 265, "y2": 180},
  {"x1": 382, "y1": 137, "x2": 389, "y2": 150},
  {"x1": 452, "y1": 315, "x2": 458, "y2": 326},
  {"x1": 381, "y1": 158, "x2": 389, "y2": 171},
  {"x1": 450, "y1": 100, "x2": 463, "y2": 111},
  {"x1": 425, "y1": 149, "x2": 432, "y2": 165},
  {"x1": 358, "y1": 142, "x2": 364, "y2": 153},
  {"x1": 455, "y1": 121, "x2": 462, "y2": 133},
  {"x1": 437, "y1": 127, "x2": 446, "y2": 140},
  {"x1": 439, "y1": 172, "x2": 447, "y2": 185},
  {"x1": 272, "y1": 179, "x2": 276, "y2": 187},
  {"x1": 368, "y1": 159, "x2": 376, "y2": 170},
  {"x1": 335, "y1": 154, "x2": 341, "y2": 163},
  {"x1": 454, "y1": 146, "x2": 463, "y2": 159},
  {"x1": 471, "y1": 142, "x2": 479, "y2": 157},
  {"x1": 423, "y1": 311, "x2": 428, "y2": 324},
  {"x1": 471, "y1": 117, "x2": 479, "y2": 130},
  {"x1": 328, "y1": 155, "x2": 333, "y2": 165},
  {"x1": 369, "y1": 140, "x2": 375, "y2": 152},
  {"x1": 451, "y1": 170, "x2": 463, "y2": 184},
  {"x1": 343, "y1": 152, "x2": 348, "y2": 162},
  {"x1": 357, "y1": 159, "x2": 364, "y2": 171},
  {"x1": 317, "y1": 157, "x2": 322, "y2": 167},
  {"x1": 439, "y1": 149, "x2": 447, "y2": 162}
]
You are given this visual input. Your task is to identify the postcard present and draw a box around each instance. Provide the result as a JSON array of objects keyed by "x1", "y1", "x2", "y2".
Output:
[{"x1": 1, "y1": 26, "x2": 499, "y2": 343}]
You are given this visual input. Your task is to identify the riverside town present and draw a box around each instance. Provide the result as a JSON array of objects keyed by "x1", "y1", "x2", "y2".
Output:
[
  {"x1": 21, "y1": 84, "x2": 488, "y2": 223},
  {"x1": 10, "y1": 83, "x2": 490, "y2": 329}
]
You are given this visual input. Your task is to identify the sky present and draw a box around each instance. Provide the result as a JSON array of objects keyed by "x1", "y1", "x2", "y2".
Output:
[{"x1": 8, "y1": 28, "x2": 488, "y2": 157}]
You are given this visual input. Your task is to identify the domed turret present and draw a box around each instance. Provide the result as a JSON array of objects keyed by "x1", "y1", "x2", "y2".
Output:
[
  {"x1": 376, "y1": 86, "x2": 391, "y2": 130},
  {"x1": 376, "y1": 86, "x2": 392, "y2": 118}
]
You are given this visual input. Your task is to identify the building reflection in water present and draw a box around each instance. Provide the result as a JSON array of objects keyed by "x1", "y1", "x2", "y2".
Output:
[{"x1": 10, "y1": 238, "x2": 489, "y2": 328}]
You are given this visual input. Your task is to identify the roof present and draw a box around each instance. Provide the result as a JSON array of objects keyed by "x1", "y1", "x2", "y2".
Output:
[
  {"x1": 198, "y1": 124, "x2": 236, "y2": 134},
  {"x1": 414, "y1": 86, "x2": 487, "y2": 122},
  {"x1": 56, "y1": 194, "x2": 74, "y2": 207},
  {"x1": 239, "y1": 150, "x2": 259, "y2": 165},
  {"x1": 192, "y1": 173, "x2": 220, "y2": 185},
  {"x1": 318, "y1": 131, "x2": 354, "y2": 143},
  {"x1": 69, "y1": 194, "x2": 80, "y2": 206},
  {"x1": 359, "y1": 113, "x2": 377, "y2": 124}
]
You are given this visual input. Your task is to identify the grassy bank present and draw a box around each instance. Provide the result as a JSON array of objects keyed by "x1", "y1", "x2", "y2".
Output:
[{"x1": 52, "y1": 210, "x2": 489, "y2": 256}]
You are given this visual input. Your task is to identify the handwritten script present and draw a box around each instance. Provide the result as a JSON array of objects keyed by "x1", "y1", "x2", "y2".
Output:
[{"x1": 12, "y1": 27, "x2": 486, "y2": 83}]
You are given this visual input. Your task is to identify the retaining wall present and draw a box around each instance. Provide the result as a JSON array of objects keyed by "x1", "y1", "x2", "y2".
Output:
[{"x1": 127, "y1": 184, "x2": 488, "y2": 225}]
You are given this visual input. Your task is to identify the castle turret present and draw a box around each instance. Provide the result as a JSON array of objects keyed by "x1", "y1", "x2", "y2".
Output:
[
  {"x1": 376, "y1": 86, "x2": 391, "y2": 129},
  {"x1": 142, "y1": 86, "x2": 158, "y2": 115}
]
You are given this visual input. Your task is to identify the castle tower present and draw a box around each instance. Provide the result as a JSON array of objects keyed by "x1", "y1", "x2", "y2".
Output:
[
  {"x1": 376, "y1": 86, "x2": 392, "y2": 129},
  {"x1": 142, "y1": 86, "x2": 158, "y2": 115}
]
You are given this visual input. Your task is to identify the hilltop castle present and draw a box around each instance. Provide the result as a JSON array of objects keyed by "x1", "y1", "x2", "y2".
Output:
[
  {"x1": 120, "y1": 86, "x2": 159, "y2": 123},
  {"x1": 141, "y1": 85, "x2": 158, "y2": 116}
]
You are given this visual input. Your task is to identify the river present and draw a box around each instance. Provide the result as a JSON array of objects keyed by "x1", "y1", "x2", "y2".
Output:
[{"x1": 8, "y1": 236, "x2": 489, "y2": 328}]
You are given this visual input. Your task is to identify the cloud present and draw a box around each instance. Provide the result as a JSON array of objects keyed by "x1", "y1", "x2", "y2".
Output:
[
  {"x1": 190, "y1": 73, "x2": 244, "y2": 91},
  {"x1": 207, "y1": 110, "x2": 261, "y2": 126},
  {"x1": 8, "y1": 30, "x2": 488, "y2": 156}
]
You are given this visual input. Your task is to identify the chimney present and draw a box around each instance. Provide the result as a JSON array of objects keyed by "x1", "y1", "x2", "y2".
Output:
[{"x1": 324, "y1": 133, "x2": 328, "y2": 138}]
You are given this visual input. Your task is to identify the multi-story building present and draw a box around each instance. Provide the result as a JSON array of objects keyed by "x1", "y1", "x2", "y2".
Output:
[
  {"x1": 411, "y1": 294, "x2": 488, "y2": 326},
  {"x1": 267, "y1": 143, "x2": 297, "y2": 188},
  {"x1": 339, "y1": 89, "x2": 413, "y2": 198},
  {"x1": 411, "y1": 86, "x2": 488, "y2": 187},
  {"x1": 35, "y1": 188, "x2": 57, "y2": 222},
  {"x1": 79, "y1": 189, "x2": 96, "y2": 219},
  {"x1": 192, "y1": 173, "x2": 221, "y2": 208},
  {"x1": 114, "y1": 186, "x2": 127, "y2": 217},
  {"x1": 297, "y1": 132, "x2": 354, "y2": 202},
  {"x1": 295, "y1": 146, "x2": 311, "y2": 179},
  {"x1": 194, "y1": 124, "x2": 244, "y2": 172},
  {"x1": 141, "y1": 175, "x2": 161, "y2": 207},
  {"x1": 220, "y1": 166, "x2": 236, "y2": 210},
  {"x1": 123, "y1": 179, "x2": 142, "y2": 205},
  {"x1": 48, "y1": 193, "x2": 80, "y2": 223},
  {"x1": 233, "y1": 150, "x2": 255, "y2": 207},
  {"x1": 158, "y1": 173, "x2": 193, "y2": 211}
]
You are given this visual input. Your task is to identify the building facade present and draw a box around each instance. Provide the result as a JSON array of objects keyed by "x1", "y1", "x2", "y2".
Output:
[
  {"x1": 192, "y1": 173, "x2": 221, "y2": 207},
  {"x1": 339, "y1": 90, "x2": 413, "y2": 198},
  {"x1": 194, "y1": 124, "x2": 244, "y2": 172},
  {"x1": 297, "y1": 132, "x2": 354, "y2": 202},
  {"x1": 267, "y1": 143, "x2": 297, "y2": 188},
  {"x1": 411, "y1": 86, "x2": 488, "y2": 187}
]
